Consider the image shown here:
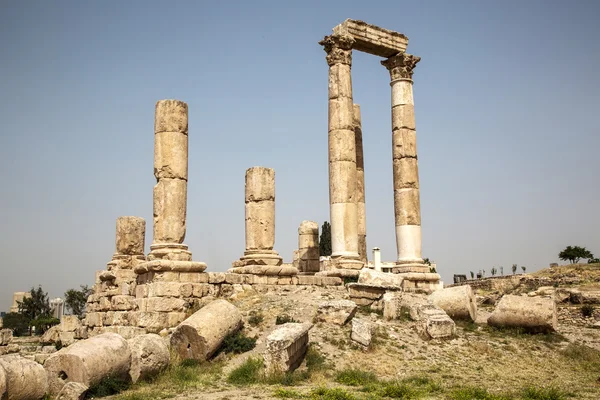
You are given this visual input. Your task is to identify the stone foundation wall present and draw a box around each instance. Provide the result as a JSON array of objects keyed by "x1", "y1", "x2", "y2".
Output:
[{"x1": 84, "y1": 271, "x2": 342, "y2": 337}]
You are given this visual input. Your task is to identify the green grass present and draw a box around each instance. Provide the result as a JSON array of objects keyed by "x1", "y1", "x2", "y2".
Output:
[
  {"x1": 227, "y1": 357, "x2": 264, "y2": 385},
  {"x1": 561, "y1": 342, "x2": 600, "y2": 370},
  {"x1": 335, "y1": 369, "x2": 378, "y2": 386},
  {"x1": 309, "y1": 387, "x2": 358, "y2": 400},
  {"x1": 273, "y1": 388, "x2": 304, "y2": 398},
  {"x1": 248, "y1": 311, "x2": 264, "y2": 326},
  {"x1": 521, "y1": 386, "x2": 570, "y2": 400},
  {"x1": 86, "y1": 373, "x2": 131, "y2": 397},
  {"x1": 447, "y1": 386, "x2": 513, "y2": 400}
]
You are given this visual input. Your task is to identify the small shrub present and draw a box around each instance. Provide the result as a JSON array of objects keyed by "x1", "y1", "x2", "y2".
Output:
[
  {"x1": 227, "y1": 357, "x2": 263, "y2": 385},
  {"x1": 86, "y1": 374, "x2": 130, "y2": 397},
  {"x1": 218, "y1": 331, "x2": 257, "y2": 355},
  {"x1": 248, "y1": 311, "x2": 264, "y2": 327},
  {"x1": 276, "y1": 314, "x2": 298, "y2": 325},
  {"x1": 581, "y1": 304, "x2": 594, "y2": 317},
  {"x1": 335, "y1": 368, "x2": 378, "y2": 386}
]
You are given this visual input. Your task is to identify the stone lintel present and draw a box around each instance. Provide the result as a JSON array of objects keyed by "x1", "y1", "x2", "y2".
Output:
[{"x1": 332, "y1": 19, "x2": 408, "y2": 57}]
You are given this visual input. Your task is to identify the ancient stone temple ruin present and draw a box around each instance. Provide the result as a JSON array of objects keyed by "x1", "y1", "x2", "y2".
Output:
[{"x1": 319, "y1": 19, "x2": 440, "y2": 290}]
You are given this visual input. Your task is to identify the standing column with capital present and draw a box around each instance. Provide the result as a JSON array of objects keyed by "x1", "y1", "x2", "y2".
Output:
[
  {"x1": 353, "y1": 104, "x2": 367, "y2": 264},
  {"x1": 319, "y1": 34, "x2": 363, "y2": 271},
  {"x1": 381, "y1": 53, "x2": 428, "y2": 273}
]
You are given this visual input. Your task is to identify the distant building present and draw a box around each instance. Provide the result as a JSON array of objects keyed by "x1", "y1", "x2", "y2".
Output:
[
  {"x1": 453, "y1": 274, "x2": 467, "y2": 284},
  {"x1": 9, "y1": 292, "x2": 31, "y2": 313}
]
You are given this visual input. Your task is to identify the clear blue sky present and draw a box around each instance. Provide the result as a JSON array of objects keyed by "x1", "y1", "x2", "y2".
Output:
[{"x1": 1, "y1": 1, "x2": 599, "y2": 311}]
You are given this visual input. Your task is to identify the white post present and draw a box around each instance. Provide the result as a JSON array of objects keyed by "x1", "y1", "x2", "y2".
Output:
[{"x1": 372, "y1": 247, "x2": 382, "y2": 272}]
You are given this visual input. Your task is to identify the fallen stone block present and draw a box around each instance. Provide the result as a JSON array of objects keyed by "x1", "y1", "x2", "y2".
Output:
[
  {"x1": 128, "y1": 334, "x2": 170, "y2": 383},
  {"x1": 56, "y1": 381, "x2": 88, "y2": 400},
  {"x1": 0, "y1": 363, "x2": 5, "y2": 400},
  {"x1": 61, "y1": 316, "x2": 82, "y2": 333},
  {"x1": 44, "y1": 332, "x2": 131, "y2": 395},
  {"x1": 358, "y1": 268, "x2": 404, "y2": 287},
  {"x1": 0, "y1": 354, "x2": 48, "y2": 400},
  {"x1": 170, "y1": 299, "x2": 242, "y2": 361},
  {"x1": 0, "y1": 329, "x2": 12, "y2": 346},
  {"x1": 315, "y1": 300, "x2": 357, "y2": 325},
  {"x1": 428, "y1": 285, "x2": 477, "y2": 321},
  {"x1": 418, "y1": 314, "x2": 456, "y2": 340},
  {"x1": 264, "y1": 322, "x2": 312, "y2": 373},
  {"x1": 41, "y1": 325, "x2": 60, "y2": 344},
  {"x1": 488, "y1": 295, "x2": 557, "y2": 333},
  {"x1": 351, "y1": 318, "x2": 373, "y2": 347}
]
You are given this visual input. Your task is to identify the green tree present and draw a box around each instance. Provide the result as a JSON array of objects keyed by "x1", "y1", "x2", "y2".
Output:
[
  {"x1": 470, "y1": 271, "x2": 474, "y2": 279},
  {"x1": 319, "y1": 221, "x2": 332, "y2": 257},
  {"x1": 559, "y1": 246, "x2": 594, "y2": 264},
  {"x1": 491, "y1": 267, "x2": 497, "y2": 276},
  {"x1": 64, "y1": 285, "x2": 93, "y2": 317},
  {"x1": 500, "y1": 266, "x2": 504, "y2": 275},
  {"x1": 18, "y1": 286, "x2": 51, "y2": 322},
  {"x1": 512, "y1": 264, "x2": 517, "y2": 275},
  {"x1": 521, "y1": 266, "x2": 526, "y2": 273},
  {"x1": 1, "y1": 312, "x2": 30, "y2": 336}
]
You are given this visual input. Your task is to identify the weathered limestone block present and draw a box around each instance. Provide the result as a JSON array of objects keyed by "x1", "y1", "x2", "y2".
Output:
[
  {"x1": 228, "y1": 265, "x2": 298, "y2": 276},
  {"x1": 383, "y1": 292, "x2": 403, "y2": 320},
  {"x1": 315, "y1": 300, "x2": 357, "y2": 325},
  {"x1": 351, "y1": 318, "x2": 373, "y2": 347},
  {"x1": 170, "y1": 300, "x2": 242, "y2": 361},
  {"x1": 44, "y1": 333, "x2": 131, "y2": 395},
  {"x1": 245, "y1": 201, "x2": 276, "y2": 250},
  {"x1": 358, "y1": 268, "x2": 404, "y2": 287},
  {"x1": 418, "y1": 314, "x2": 456, "y2": 340},
  {"x1": 0, "y1": 363, "x2": 6, "y2": 399},
  {"x1": 428, "y1": 285, "x2": 477, "y2": 321},
  {"x1": 61, "y1": 316, "x2": 82, "y2": 333},
  {"x1": 155, "y1": 99, "x2": 188, "y2": 134},
  {"x1": 0, "y1": 354, "x2": 48, "y2": 400},
  {"x1": 264, "y1": 322, "x2": 312, "y2": 373},
  {"x1": 115, "y1": 216, "x2": 146, "y2": 256},
  {"x1": 487, "y1": 295, "x2": 557, "y2": 333},
  {"x1": 154, "y1": 131, "x2": 188, "y2": 180},
  {"x1": 298, "y1": 221, "x2": 320, "y2": 274},
  {"x1": 128, "y1": 334, "x2": 170, "y2": 383},
  {"x1": 0, "y1": 329, "x2": 12, "y2": 346},
  {"x1": 348, "y1": 283, "x2": 386, "y2": 300},
  {"x1": 153, "y1": 178, "x2": 187, "y2": 244},
  {"x1": 56, "y1": 382, "x2": 88, "y2": 400},
  {"x1": 59, "y1": 331, "x2": 76, "y2": 347},
  {"x1": 331, "y1": 19, "x2": 408, "y2": 57},
  {"x1": 245, "y1": 166, "x2": 275, "y2": 202},
  {"x1": 135, "y1": 260, "x2": 207, "y2": 274}
]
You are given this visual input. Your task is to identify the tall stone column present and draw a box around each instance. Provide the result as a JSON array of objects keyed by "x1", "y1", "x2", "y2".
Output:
[
  {"x1": 319, "y1": 34, "x2": 363, "y2": 270},
  {"x1": 353, "y1": 104, "x2": 367, "y2": 263},
  {"x1": 298, "y1": 221, "x2": 320, "y2": 274},
  {"x1": 381, "y1": 53, "x2": 427, "y2": 273},
  {"x1": 239, "y1": 167, "x2": 282, "y2": 266},
  {"x1": 149, "y1": 100, "x2": 192, "y2": 261}
]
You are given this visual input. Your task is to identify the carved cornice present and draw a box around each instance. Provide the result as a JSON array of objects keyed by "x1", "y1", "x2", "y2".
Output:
[
  {"x1": 381, "y1": 53, "x2": 421, "y2": 80},
  {"x1": 319, "y1": 34, "x2": 355, "y2": 66}
]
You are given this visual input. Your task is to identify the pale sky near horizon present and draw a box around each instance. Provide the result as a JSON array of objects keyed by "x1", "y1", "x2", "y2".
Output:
[{"x1": 1, "y1": 1, "x2": 599, "y2": 312}]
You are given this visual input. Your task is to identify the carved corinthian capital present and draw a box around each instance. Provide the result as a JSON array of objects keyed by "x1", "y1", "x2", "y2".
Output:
[
  {"x1": 381, "y1": 53, "x2": 421, "y2": 80},
  {"x1": 319, "y1": 34, "x2": 355, "y2": 66}
]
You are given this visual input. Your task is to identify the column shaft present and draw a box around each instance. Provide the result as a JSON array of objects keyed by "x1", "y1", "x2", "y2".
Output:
[
  {"x1": 150, "y1": 99, "x2": 191, "y2": 261},
  {"x1": 320, "y1": 34, "x2": 361, "y2": 267},
  {"x1": 382, "y1": 54, "x2": 425, "y2": 269},
  {"x1": 353, "y1": 104, "x2": 367, "y2": 263},
  {"x1": 298, "y1": 221, "x2": 320, "y2": 273}
]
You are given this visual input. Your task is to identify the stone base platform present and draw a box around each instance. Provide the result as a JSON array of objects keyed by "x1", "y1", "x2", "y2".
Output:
[
  {"x1": 234, "y1": 250, "x2": 283, "y2": 267},
  {"x1": 330, "y1": 256, "x2": 364, "y2": 270},
  {"x1": 392, "y1": 262, "x2": 431, "y2": 274},
  {"x1": 228, "y1": 265, "x2": 298, "y2": 276},
  {"x1": 148, "y1": 243, "x2": 193, "y2": 262},
  {"x1": 134, "y1": 260, "x2": 207, "y2": 274},
  {"x1": 315, "y1": 269, "x2": 361, "y2": 278}
]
